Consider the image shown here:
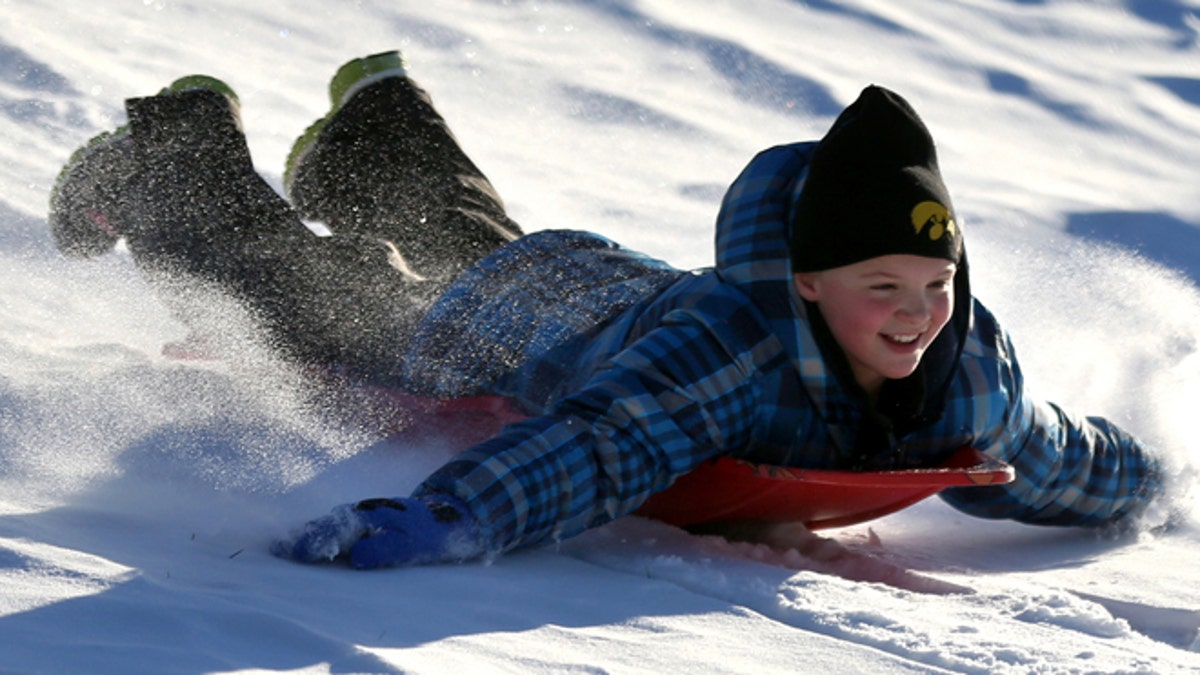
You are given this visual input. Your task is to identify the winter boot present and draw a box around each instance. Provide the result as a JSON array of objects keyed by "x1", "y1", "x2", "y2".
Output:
[
  {"x1": 283, "y1": 50, "x2": 412, "y2": 202},
  {"x1": 122, "y1": 81, "x2": 313, "y2": 287},
  {"x1": 48, "y1": 76, "x2": 241, "y2": 259},
  {"x1": 283, "y1": 51, "x2": 522, "y2": 282}
]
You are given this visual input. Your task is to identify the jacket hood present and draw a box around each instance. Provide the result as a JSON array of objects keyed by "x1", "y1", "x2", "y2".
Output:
[
  {"x1": 714, "y1": 142, "x2": 815, "y2": 357},
  {"x1": 714, "y1": 142, "x2": 971, "y2": 437}
]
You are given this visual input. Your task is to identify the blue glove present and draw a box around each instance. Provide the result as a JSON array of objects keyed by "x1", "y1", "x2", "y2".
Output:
[{"x1": 272, "y1": 494, "x2": 484, "y2": 569}]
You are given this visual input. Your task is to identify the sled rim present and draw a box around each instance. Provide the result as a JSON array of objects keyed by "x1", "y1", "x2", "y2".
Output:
[
  {"x1": 720, "y1": 447, "x2": 1015, "y2": 488},
  {"x1": 636, "y1": 447, "x2": 1015, "y2": 530}
]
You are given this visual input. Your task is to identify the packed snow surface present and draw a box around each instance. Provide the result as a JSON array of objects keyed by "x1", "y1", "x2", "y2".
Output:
[{"x1": 1, "y1": 0, "x2": 1199, "y2": 672}]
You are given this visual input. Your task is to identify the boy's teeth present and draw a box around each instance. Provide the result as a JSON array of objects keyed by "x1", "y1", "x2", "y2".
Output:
[{"x1": 888, "y1": 334, "x2": 919, "y2": 344}]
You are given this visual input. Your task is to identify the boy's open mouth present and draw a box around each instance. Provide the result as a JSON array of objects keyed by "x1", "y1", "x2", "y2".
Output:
[{"x1": 883, "y1": 333, "x2": 920, "y2": 345}]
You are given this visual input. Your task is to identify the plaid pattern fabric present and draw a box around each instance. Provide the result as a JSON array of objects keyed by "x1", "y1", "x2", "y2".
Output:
[
  {"x1": 410, "y1": 143, "x2": 1162, "y2": 553},
  {"x1": 401, "y1": 230, "x2": 682, "y2": 399}
]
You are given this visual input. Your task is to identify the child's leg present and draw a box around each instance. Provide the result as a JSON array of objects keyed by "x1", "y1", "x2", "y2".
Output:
[
  {"x1": 285, "y1": 52, "x2": 522, "y2": 284},
  {"x1": 74, "y1": 82, "x2": 434, "y2": 381}
]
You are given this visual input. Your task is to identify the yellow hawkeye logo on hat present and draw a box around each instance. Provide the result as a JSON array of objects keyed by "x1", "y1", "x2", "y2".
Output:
[{"x1": 911, "y1": 201, "x2": 955, "y2": 241}]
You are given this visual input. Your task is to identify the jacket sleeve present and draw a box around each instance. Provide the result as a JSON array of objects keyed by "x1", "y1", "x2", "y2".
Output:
[
  {"x1": 413, "y1": 315, "x2": 764, "y2": 554},
  {"x1": 940, "y1": 309, "x2": 1163, "y2": 527}
]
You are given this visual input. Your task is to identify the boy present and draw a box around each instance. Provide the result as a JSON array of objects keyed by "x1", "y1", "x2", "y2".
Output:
[{"x1": 50, "y1": 52, "x2": 1164, "y2": 570}]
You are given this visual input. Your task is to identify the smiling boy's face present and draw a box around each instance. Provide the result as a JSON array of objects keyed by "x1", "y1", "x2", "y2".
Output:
[{"x1": 794, "y1": 254, "x2": 956, "y2": 399}]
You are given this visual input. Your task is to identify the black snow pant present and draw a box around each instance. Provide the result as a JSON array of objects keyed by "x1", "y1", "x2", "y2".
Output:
[{"x1": 123, "y1": 75, "x2": 522, "y2": 384}]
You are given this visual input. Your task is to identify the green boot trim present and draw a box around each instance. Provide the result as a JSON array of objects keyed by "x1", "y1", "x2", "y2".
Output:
[
  {"x1": 283, "y1": 116, "x2": 327, "y2": 197},
  {"x1": 164, "y1": 74, "x2": 239, "y2": 103},
  {"x1": 328, "y1": 50, "x2": 407, "y2": 108}
]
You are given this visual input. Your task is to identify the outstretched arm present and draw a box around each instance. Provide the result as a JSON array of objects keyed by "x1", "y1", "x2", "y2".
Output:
[
  {"x1": 417, "y1": 317, "x2": 764, "y2": 556},
  {"x1": 940, "y1": 310, "x2": 1163, "y2": 528},
  {"x1": 277, "y1": 316, "x2": 764, "y2": 566}
]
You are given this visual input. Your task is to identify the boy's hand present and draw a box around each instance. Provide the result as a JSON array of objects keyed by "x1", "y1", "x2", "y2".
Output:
[{"x1": 272, "y1": 494, "x2": 483, "y2": 569}]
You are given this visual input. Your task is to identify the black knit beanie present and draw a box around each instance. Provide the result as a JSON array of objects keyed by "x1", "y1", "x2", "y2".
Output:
[{"x1": 790, "y1": 85, "x2": 962, "y2": 272}]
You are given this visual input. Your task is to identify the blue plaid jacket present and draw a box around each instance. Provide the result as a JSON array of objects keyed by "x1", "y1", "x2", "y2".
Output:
[{"x1": 404, "y1": 142, "x2": 1162, "y2": 554}]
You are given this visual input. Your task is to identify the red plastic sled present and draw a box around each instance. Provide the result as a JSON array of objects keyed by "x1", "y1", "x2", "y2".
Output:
[
  {"x1": 353, "y1": 392, "x2": 1016, "y2": 531},
  {"x1": 635, "y1": 447, "x2": 1015, "y2": 530}
]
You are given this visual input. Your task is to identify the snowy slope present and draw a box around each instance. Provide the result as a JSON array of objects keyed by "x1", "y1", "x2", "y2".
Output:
[{"x1": 2, "y1": 0, "x2": 1200, "y2": 672}]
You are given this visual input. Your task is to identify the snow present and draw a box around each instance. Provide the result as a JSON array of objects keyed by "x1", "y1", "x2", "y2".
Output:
[{"x1": 2, "y1": 0, "x2": 1199, "y2": 672}]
